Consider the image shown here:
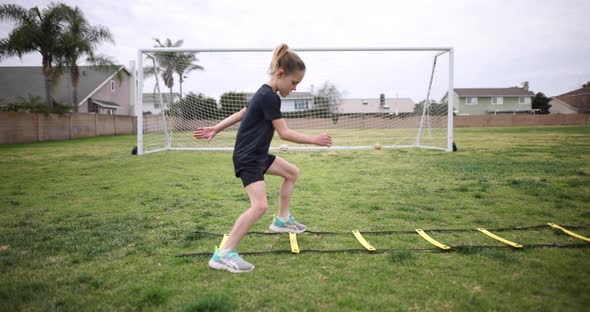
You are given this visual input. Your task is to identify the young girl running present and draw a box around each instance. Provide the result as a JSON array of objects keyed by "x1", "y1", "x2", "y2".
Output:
[{"x1": 193, "y1": 44, "x2": 332, "y2": 273}]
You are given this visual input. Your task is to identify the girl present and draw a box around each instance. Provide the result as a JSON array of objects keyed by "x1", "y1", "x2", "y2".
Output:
[{"x1": 193, "y1": 44, "x2": 332, "y2": 273}]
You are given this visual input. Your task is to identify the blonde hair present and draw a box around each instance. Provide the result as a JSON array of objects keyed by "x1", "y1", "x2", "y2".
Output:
[{"x1": 269, "y1": 43, "x2": 305, "y2": 75}]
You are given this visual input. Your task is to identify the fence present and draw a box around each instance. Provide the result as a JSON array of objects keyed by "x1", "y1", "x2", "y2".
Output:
[
  {"x1": 0, "y1": 112, "x2": 136, "y2": 144},
  {"x1": 0, "y1": 112, "x2": 588, "y2": 145},
  {"x1": 454, "y1": 114, "x2": 590, "y2": 127}
]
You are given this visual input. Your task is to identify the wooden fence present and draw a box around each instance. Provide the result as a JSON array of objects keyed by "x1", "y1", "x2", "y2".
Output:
[
  {"x1": 0, "y1": 112, "x2": 587, "y2": 145},
  {"x1": 0, "y1": 112, "x2": 136, "y2": 144}
]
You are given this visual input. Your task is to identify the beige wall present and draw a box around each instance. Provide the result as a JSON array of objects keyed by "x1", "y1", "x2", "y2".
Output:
[
  {"x1": 454, "y1": 114, "x2": 589, "y2": 127},
  {"x1": 548, "y1": 99, "x2": 578, "y2": 114},
  {"x1": 70, "y1": 113, "x2": 98, "y2": 138},
  {"x1": 1, "y1": 112, "x2": 587, "y2": 145},
  {"x1": 0, "y1": 112, "x2": 136, "y2": 144},
  {"x1": 38, "y1": 114, "x2": 70, "y2": 141},
  {"x1": 0, "y1": 112, "x2": 38, "y2": 144}
]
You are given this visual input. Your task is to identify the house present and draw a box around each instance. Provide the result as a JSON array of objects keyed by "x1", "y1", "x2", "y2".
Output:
[
  {"x1": 245, "y1": 91, "x2": 416, "y2": 115},
  {"x1": 442, "y1": 87, "x2": 535, "y2": 115},
  {"x1": 245, "y1": 91, "x2": 314, "y2": 113},
  {"x1": 338, "y1": 97, "x2": 415, "y2": 115},
  {"x1": 141, "y1": 93, "x2": 180, "y2": 115},
  {"x1": 549, "y1": 86, "x2": 590, "y2": 114},
  {"x1": 0, "y1": 65, "x2": 133, "y2": 116}
]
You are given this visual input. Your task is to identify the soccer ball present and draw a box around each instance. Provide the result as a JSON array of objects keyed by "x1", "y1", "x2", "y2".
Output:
[
  {"x1": 280, "y1": 144, "x2": 289, "y2": 152},
  {"x1": 374, "y1": 143, "x2": 382, "y2": 150}
]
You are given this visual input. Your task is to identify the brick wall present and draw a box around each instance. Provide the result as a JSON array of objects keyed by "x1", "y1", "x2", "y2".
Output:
[
  {"x1": 0, "y1": 112, "x2": 137, "y2": 144},
  {"x1": 0, "y1": 112, "x2": 587, "y2": 145},
  {"x1": 454, "y1": 114, "x2": 590, "y2": 127}
]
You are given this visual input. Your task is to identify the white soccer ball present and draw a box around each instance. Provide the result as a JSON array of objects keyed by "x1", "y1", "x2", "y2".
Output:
[{"x1": 280, "y1": 144, "x2": 289, "y2": 152}]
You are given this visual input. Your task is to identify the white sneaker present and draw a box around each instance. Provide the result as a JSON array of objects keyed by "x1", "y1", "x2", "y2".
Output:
[
  {"x1": 269, "y1": 215, "x2": 307, "y2": 233},
  {"x1": 208, "y1": 248, "x2": 255, "y2": 273}
]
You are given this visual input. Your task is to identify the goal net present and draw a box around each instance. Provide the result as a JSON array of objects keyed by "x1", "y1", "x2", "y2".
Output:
[{"x1": 136, "y1": 48, "x2": 454, "y2": 154}]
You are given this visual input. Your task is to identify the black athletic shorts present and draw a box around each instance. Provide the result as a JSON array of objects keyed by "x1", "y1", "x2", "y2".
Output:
[{"x1": 235, "y1": 154, "x2": 277, "y2": 187}]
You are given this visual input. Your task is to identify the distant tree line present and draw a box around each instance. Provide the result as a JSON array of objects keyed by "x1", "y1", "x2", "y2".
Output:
[{"x1": 166, "y1": 92, "x2": 247, "y2": 120}]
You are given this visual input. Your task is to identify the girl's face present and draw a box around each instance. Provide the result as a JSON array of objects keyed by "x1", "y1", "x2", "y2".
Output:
[{"x1": 276, "y1": 69, "x2": 305, "y2": 97}]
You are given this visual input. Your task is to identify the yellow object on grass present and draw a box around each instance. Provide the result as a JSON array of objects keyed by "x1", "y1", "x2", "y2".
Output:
[
  {"x1": 477, "y1": 228, "x2": 524, "y2": 248},
  {"x1": 548, "y1": 223, "x2": 590, "y2": 242},
  {"x1": 289, "y1": 233, "x2": 300, "y2": 254},
  {"x1": 416, "y1": 229, "x2": 451, "y2": 250},
  {"x1": 352, "y1": 230, "x2": 376, "y2": 251}
]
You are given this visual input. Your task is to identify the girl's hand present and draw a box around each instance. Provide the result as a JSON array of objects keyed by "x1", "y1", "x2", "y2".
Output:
[
  {"x1": 193, "y1": 127, "x2": 218, "y2": 142},
  {"x1": 315, "y1": 132, "x2": 332, "y2": 147}
]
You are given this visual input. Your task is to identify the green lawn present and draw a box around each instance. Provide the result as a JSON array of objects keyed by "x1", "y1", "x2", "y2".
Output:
[{"x1": 1, "y1": 126, "x2": 589, "y2": 311}]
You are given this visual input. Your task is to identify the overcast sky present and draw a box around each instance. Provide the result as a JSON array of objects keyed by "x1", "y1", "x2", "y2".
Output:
[{"x1": 1, "y1": 0, "x2": 589, "y2": 100}]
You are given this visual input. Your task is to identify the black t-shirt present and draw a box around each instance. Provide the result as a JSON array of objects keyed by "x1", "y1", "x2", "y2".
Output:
[{"x1": 233, "y1": 84, "x2": 282, "y2": 172}]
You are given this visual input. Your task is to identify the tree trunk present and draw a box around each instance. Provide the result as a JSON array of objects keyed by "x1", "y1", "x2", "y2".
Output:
[
  {"x1": 179, "y1": 77, "x2": 184, "y2": 99},
  {"x1": 42, "y1": 55, "x2": 55, "y2": 111},
  {"x1": 73, "y1": 87, "x2": 79, "y2": 112},
  {"x1": 44, "y1": 77, "x2": 53, "y2": 111},
  {"x1": 71, "y1": 66, "x2": 80, "y2": 112}
]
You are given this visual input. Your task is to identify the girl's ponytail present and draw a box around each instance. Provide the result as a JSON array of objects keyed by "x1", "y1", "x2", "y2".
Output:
[{"x1": 269, "y1": 43, "x2": 305, "y2": 75}]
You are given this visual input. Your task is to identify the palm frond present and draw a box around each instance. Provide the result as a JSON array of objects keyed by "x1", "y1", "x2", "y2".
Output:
[
  {"x1": 86, "y1": 54, "x2": 123, "y2": 83},
  {"x1": 0, "y1": 4, "x2": 30, "y2": 24}
]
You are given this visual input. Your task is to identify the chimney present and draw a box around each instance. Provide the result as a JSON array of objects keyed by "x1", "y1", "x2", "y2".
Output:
[{"x1": 521, "y1": 81, "x2": 529, "y2": 91}]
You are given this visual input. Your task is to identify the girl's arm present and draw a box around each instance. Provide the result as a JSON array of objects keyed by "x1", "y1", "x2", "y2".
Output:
[
  {"x1": 193, "y1": 107, "x2": 247, "y2": 141},
  {"x1": 272, "y1": 118, "x2": 332, "y2": 146}
]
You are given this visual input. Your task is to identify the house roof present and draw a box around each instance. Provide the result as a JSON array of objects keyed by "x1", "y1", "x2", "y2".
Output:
[
  {"x1": 552, "y1": 86, "x2": 590, "y2": 113},
  {"x1": 454, "y1": 88, "x2": 535, "y2": 97},
  {"x1": 92, "y1": 99, "x2": 120, "y2": 109},
  {"x1": 0, "y1": 66, "x2": 130, "y2": 105}
]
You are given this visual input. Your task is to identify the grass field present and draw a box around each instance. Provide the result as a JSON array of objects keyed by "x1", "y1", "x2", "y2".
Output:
[{"x1": 1, "y1": 126, "x2": 589, "y2": 311}]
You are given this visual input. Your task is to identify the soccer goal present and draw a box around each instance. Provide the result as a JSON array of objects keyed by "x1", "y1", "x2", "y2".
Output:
[{"x1": 135, "y1": 47, "x2": 454, "y2": 155}]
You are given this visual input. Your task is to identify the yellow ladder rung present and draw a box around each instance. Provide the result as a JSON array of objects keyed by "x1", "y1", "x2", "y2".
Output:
[
  {"x1": 548, "y1": 223, "x2": 590, "y2": 243},
  {"x1": 218, "y1": 234, "x2": 230, "y2": 249},
  {"x1": 416, "y1": 229, "x2": 451, "y2": 250},
  {"x1": 477, "y1": 228, "x2": 523, "y2": 248},
  {"x1": 289, "y1": 233, "x2": 300, "y2": 254},
  {"x1": 352, "y1": 230, "x2": 376, "y2": 251}
]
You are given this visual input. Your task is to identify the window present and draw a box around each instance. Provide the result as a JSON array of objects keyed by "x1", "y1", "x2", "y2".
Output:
[
  {"x1": 491, "y1": 96, "x2": 504, "y2": 105},
  {"x1": 294, "y1": 99, "x2": 308, "y2": 110},
  {"x1": 110, "y1": 80, "x2": 115, "y2": 92},
  {"x1": 465, "y1": 97, "x2": 478, "y2": 105},
  {"x1": 519, "y1": 97, "x2": 531, "y2": 104}
]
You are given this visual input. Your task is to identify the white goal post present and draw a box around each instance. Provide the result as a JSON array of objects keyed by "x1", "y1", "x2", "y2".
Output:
[{"x1": 135, "y1": 47, "x2": 454, "y2": 155}]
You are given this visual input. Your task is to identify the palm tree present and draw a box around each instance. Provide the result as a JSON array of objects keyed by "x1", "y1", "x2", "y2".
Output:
[
  {"x1": 54, "y1": 5, "x2": 116, "y2": 112},
  {"x1": 0, "y1": 3, "x2": 74, "y2": 111},
  {"x1": 174, "y1": 52, "x2": 204, "y2": 98},
  {"x1": 149, "y1": 38, "x2": 183, "y2": 98},
  {"x1": 145, "y1": 38, "x2": 205, "y2": 99}
]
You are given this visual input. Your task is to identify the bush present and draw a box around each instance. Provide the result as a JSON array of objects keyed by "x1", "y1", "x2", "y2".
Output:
[{"x1": 0, "y1": 95, "x2": 72, "y2": 115}]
